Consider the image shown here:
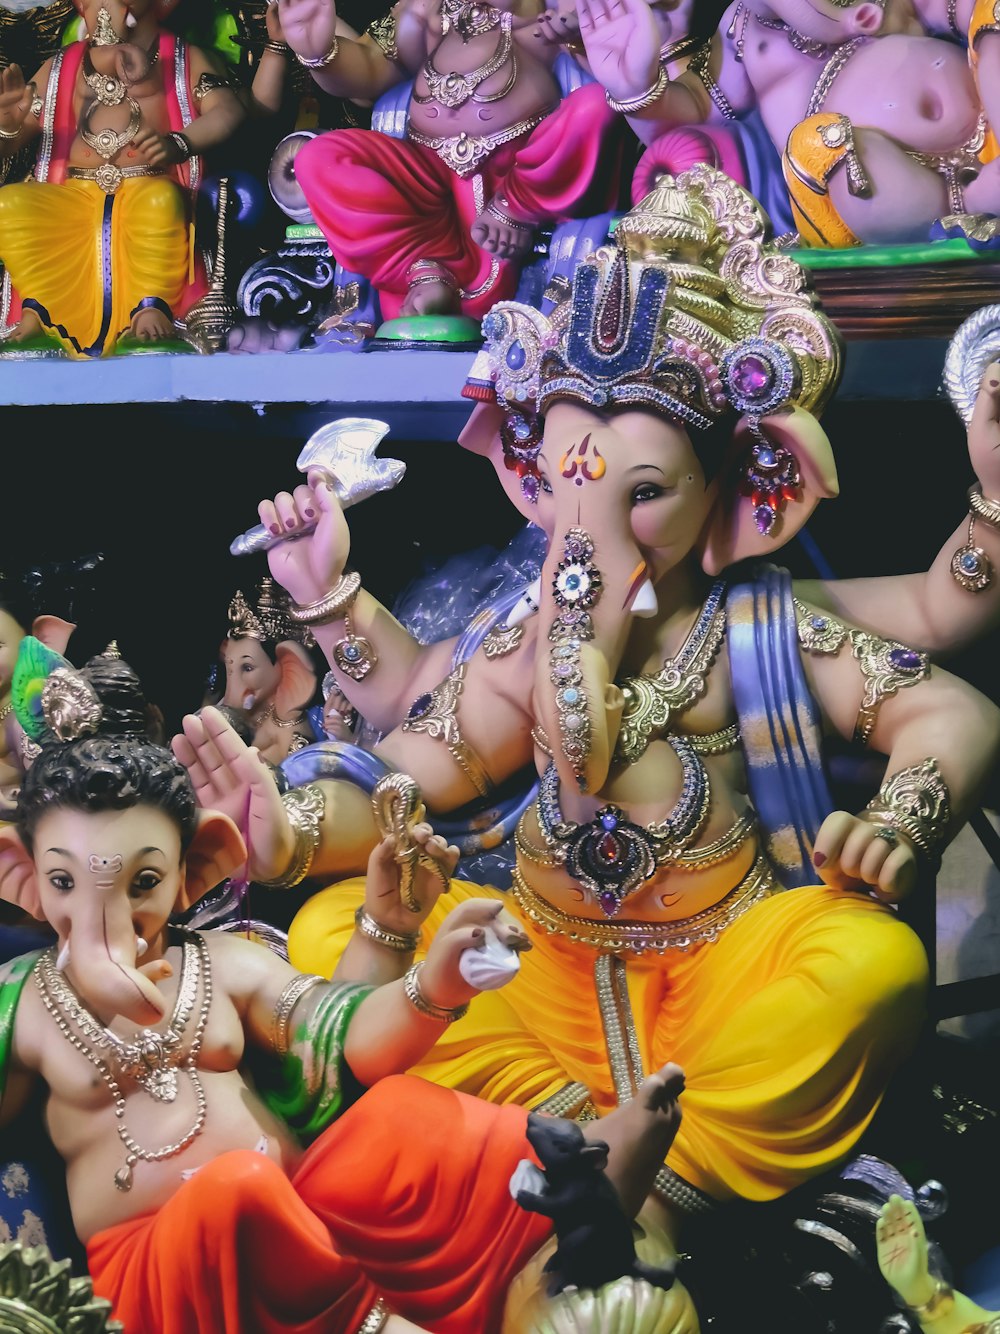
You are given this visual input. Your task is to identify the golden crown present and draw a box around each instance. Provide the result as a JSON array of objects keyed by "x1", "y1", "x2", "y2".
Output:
[
  {"x1": 226, "y1": 578, "x2": 303, "y2": 644},
  {"x1": 465, "y1": 164, "x2": 842, "y2": 433}
]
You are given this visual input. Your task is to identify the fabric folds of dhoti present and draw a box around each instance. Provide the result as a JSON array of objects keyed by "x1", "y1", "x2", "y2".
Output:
[
  {"x1": 86, "y1": 1074, "x2": 549, "y2": 1334},
  {"x1": 782, "y1": 113, "x2": 864, "y2": 248},
  {"x1": 289, "y1": 877, "x2": 928, "y2": 1203},
  {"x1": 0, "y1": 174, "x2": 190, "y2": 357},
  {"x1": 294, "y1": 81, "x2": 625, "y2": 321}
]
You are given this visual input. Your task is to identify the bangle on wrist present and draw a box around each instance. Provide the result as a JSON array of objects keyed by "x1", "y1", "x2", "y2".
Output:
[
  {"x1": 605, "y1": 61, "x2": 669, "y2": 114},
  {"x1": 903, "y1": 1277, "x2": 954, "y2": 1321},
  {"x1": 968, "y1": 481, "x2": 1000, "y2": 530},
  {"x1": 271, "y1": 973, "x2": 325, "y2": 1054},
  {"x1": 862, "y1": 758, "x2": 951, "y2": 859},
  {"x1": 297, "y1": 36, "x2": 340, "y2": 68},
  {"x1": 167, "y1": 131, "x2": 193, "y2": 161},
  {"x1": 289, "y1": 571, "x2": 362, "y2": 627},
  {"x1": 403, "y1": 961, "x2": 469, "y2": 1024},
  {"x1": 354, "y1": 905, "x2": 419, "y2": 953},
  {"x1": 0, "y1": 124, "x2": 21, "y2": 140},
  {"x1": 264, "y1": 40, "x2": 292, "y2": 56},
  {"x1": 258, "y1": 784, "x2": 325, "y2": 889}
]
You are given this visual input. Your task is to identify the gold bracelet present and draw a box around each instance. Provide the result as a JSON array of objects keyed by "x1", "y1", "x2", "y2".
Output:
[
  {"x1": 402, "y1": 962, "x2": 469, "y2": 1024},
  {"x1": 968, "y1": 482, "x2": 1000, "y2": 530},
  {"x1": 863, "y1": 757, "x2": 951, "y2": 858},
  {"x1": 264, "y1": 40, "x2": 292, "y2": 56},
  {"x1": 357, "y1": 1299, "x2": 390, "y2": 1334},
  {"x1": 904, "y1": 1277, "x2": 954, "y2": 1321},
  {"x1": 354, "y1": 905, "x2": 419, "y2": 953},
  {"x1": 259, "y1": 784, "x2": 326, "y2": 889},
  {"x1": 297, "y1": 36, "x2": 340, "y2": 68},
  {"x1": 271, "y1": 973, "x2": 325, "y2": 1054},
  {"x1": 289, "y1": 571, "x2": 362, "y2": 626},
  {"x1": 606, "y1": 62, "x2": 669, "y2": 114},
  {"x1": 0, "y1": 124, "x2": 20, "y2": 140}
]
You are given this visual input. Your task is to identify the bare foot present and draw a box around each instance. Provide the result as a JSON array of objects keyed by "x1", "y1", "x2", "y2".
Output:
[
  {"x1": 399, "y1": 279, "x2": 461, "y2": 317},
  {"x1": 470, "y1": 207, "x2": 534, "y2": 259},
  {"x1": 129, "y1": 307, "x2": 175, "y2": 342},
  {"x1": 5, "y1": 308, "x2": 44, "y2": 343},
  {"x1": 584, "y1": 1062, "x2": 685, "y2": 1219}
]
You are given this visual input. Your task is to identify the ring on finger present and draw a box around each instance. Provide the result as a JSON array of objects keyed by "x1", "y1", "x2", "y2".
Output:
[{"x1": 872, "y1": 827, "x2": 899, "y2": 848}]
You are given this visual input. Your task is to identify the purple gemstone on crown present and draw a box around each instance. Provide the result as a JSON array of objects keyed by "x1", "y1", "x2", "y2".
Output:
[
  {"x1": 506, "y1": 340, "x2": 526, "y2": 371},
  {"x1": 732, "y1": 354, "x2": 774, "y2": 398},
  {"x1": 754, "y1": 503, "x2": 776, "y2": 536},
  {"x1": 598, "y1": 890, "x2": 620, "y2": 917},
  {"x1": 888, "y1": 647, "x2": 923, "y2": 672},
  {"x1": 600, "y1": 810, "x2": 618, "y2": 830}
]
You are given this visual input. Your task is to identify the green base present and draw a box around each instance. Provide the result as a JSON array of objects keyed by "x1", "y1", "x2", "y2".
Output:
[
  {"x1": 0, "y1": 333, "x2": 67, "y2": 359},
  {"x1": 790, "y1": 238, "x2": 989, "y2": 270},
  {"x1": 111, "y1": 336, "x2": 196, "y2": 357},
  {"x1": 374, "y1": 314, "x2": 482, "y2": 347}
]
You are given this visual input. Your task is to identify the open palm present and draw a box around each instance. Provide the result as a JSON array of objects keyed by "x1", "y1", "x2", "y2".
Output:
[{"x1": 578, "y1": 0, "x2": 660, "y2": 102}]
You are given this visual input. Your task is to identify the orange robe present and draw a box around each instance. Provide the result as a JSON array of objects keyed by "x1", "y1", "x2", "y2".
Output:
[{"x1": 86, "y1": 1074, "x2": 550, "y2": 1334}]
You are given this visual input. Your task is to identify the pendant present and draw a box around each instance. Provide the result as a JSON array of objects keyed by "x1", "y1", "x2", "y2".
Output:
[
  {"x1": 482, "y1": 622, "x2": 524, "y2": 659},
  {"x1": 563, "y1": 806, "x2": 658, "y2": 917},
  {"x1": 114, "y1": 1161, "x2": 134, "y2": 1192},
  {"x1": 333, "y1": 633, "x2": 378, "y2": 682},
  {"x1": 951, "y1": 540, "x2": 993, "y2": 592}
]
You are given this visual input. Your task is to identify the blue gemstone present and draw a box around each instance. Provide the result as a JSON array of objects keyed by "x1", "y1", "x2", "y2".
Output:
[
  {"x1": 565, "y1": 573, "x2": 580, "y2": 590},
  {"x1": 408, "y1": 693, "x2": 433, "y2": 719},
  {"x1": 483, "y1": 312, "x2": 502, "y2": 338},
  {"x1": 600, "y1": 811, "x2": 618, "y2": 830},
  {"x1": 888, "y1": 648, "x2": 922, "y2": 672},
  {"x1": 506, "y1": 340, "x2": 526, "y2": 370},
  {"x1": 343, "y1": 644, "x2": 361, "y2": 661},
  {"x1": 756, "y1": 448, "x2": 777, "y2": 468},
  {"x1": 961, "y1": 553, "x2": 980, "y2": 572},
  {"x1": 810, "y1": 616, "x2": 828, "y2": 630},
  {"x1": 562, "y1": 688, "x2": 579, "y2": 705}
]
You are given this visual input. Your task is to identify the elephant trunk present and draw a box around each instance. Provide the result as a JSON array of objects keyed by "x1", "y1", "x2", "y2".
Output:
[
  {"x1": 65, "y1": 895, "x2": 167, "y2": 1026},
  {"x1": 536, "y1": 531, "x2": 657, "y2": 796}
]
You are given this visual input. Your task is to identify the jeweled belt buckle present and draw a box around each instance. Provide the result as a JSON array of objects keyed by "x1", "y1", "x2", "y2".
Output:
[{"x1": 96, "y1": 162, "x2": 124, "y2": 194}]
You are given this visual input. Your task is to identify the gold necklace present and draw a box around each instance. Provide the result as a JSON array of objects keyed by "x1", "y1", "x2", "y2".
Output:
[
  {"x1": 34, "y1": 929, "x2": 212, "y2": 1192},
  {"x1": 615, "y1": 580, "x2": 728, "y2": 767},
  {"x1": 257, "y1": 702, "x2": 301, "y2": 729},
  {"x1": 0, "y1": 700, "x2": 12, "y2": 724}
]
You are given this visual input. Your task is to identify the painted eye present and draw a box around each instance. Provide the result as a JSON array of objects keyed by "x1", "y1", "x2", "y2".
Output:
[
  {"x1": 131, "y1": 871, "x2": 162, "y2": 897},
  {"x1": 48, "y1": 874, "x2": 74, "y2": 893},
  {"x1": 631, "y1": 483, "x2": 666, "y2": 506},
  {"x1": 539, "y1": 476, "x2": 553, "y2": 496}
]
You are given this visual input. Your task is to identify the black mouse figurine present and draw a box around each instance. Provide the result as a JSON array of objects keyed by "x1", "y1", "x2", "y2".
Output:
[{"x1": 512, "y1": 1112, "x2": 677, "y2": 1297}]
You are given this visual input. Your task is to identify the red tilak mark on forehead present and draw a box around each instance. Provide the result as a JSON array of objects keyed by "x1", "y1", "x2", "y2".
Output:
[{"x1": 560, "y1": 434, "x2": 606, "y2": 484}]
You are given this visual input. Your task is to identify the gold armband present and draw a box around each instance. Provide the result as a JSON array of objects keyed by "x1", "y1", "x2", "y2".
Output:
[
  {"x1": 366, "y1": 13, "x2": 399, "y2": 63},
  {"x1": 289, "y1": 571, "x2": 362, "y2": 627},
  {"x1": 403, "y1": 962, "x2": 469, "y2": 1024},
  {"x1": 259, "y1": 783, "x2": 326, "y2": 889},
  {"x1": 271, "y1": 973, "x2": 325, "y2": 1054},
  {"x1": 401, "y1": 663, "x2": 495, "y2": 798},
  {"x1": 863, "y1": 758, "x2": 952, "y2": 858}
]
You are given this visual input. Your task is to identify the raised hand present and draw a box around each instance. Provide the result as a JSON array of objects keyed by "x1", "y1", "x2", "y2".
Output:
[
  {"x1": 0, "y1": 65, "x2": 34, "y2": 139},
  {"x1": 812, "y1": 810, "x2": 919, "y2": 903},
  {"x1": 577, "y1": 0, "x2": 661, "y2": 104},
  {"x1": 968, "y1": 360, "x2": 1000, "y2": 499},
  {"x1": 257, "y1": 473, "x2": 352, "y2": 607},
  {"x1": 276, "y1": 0, "x2": 339, "y2": 62},
  {"x1": 364, "y1": 823, "x2": 459, "y2": 934},
  {"x1": 876, "y1": 1195, "x2": 932, "y2": 1306},
  {"x1": 172, "y1": 706, "x2": 294, "y2": 883},
  {"x1": 422, "y1": 900, "x2": 530, "y2": 1010}
]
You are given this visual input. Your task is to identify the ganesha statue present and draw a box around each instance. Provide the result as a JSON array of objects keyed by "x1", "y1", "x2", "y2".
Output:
[
  {"x1": 175, "y1": 165, "x2": 1000, "y2": 1327},
  {"x1": 576, "y1": 0, "x2": 1000, "y2": 247},
  {"x1": 271, "y1": 0, "x2": 627, "y2": 331},
  {"x1": 0, "y1": 0, "x2": 250, "y2": 356},
  {"x1": 211, "y1": 576, "x2": 323, "y2": 764}
]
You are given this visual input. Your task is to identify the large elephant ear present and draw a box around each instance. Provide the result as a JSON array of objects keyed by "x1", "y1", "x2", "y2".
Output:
[
  {"x1": 0, "y1": 828, "x2": 44, "y2": 920},
  {"x1": 11, "y1": 636, "x2": 71, "y2": 741},
  {"x1": 458, "y1": 402, "x2": 541, "y2": 523},
  {"x1": 698, "y1": 408, "x2": 839, "y2": 575},
  {"x1": 178, "y1": 811, "x2": 247, "y2": 911},
  {"x1": 274, "y1": 642, "x2": 317, "y2": 716}
]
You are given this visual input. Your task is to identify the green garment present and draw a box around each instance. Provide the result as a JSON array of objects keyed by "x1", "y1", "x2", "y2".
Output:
[
  {"x1": 257, "y1": 982, "x2": 374, "y2": 1143},
  {"x1": 0, "y1": 951, "x2": 40, "y2": 1118}
]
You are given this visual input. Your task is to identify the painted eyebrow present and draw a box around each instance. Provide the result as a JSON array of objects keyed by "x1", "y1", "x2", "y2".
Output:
[
  {"x1": 44, "y1": 848, "x2": 74, "y2": 858},
  {"x1": 138, "y1": 847, "x2": 166, "y2": 857},
  {"x1": 626, "y1": 464, "x2": 666, "y2": 475}
]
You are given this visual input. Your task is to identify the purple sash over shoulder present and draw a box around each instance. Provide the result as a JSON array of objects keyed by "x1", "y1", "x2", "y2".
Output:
[{"x1": 727, "y1": 565, "x2": 833, "y2": 888}]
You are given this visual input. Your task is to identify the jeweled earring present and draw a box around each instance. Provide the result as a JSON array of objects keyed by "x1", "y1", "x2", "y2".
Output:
[
  {"x1": 723, "y1": 337, "x2": 800, "y2": 537},
  {"x1": 501, "y1": 411, "x2": 543, "y2": 504}
]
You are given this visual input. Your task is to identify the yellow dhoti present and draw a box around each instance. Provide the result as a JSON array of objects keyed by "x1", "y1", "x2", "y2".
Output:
[
  {"x1": 782, "y1": 113, "x2": 865, "y2": 249},
  {"x1": 289, "y1": 877, "x2": 927, "y2": 1204},
  {"x1": 971, "y1": 0, "x2": 1000, "y2": 163},
  {"x1": 0, "y1": 175, "x2": 190, "y2": 358}
]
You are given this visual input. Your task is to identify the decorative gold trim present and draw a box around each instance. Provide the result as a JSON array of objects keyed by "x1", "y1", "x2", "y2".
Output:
[
  {"x1": 0, "y1": 1242, "x2": 123, "y2": 1333},
  {"x1": 401, "y1": 664, "x2": 495, "y2": 798},
  {"x1": 259, "y1": 784, "x2": 326, "y2": 889},
  {"x1": 595, "y1": 954, "x2": 644, "y2": 1104}
]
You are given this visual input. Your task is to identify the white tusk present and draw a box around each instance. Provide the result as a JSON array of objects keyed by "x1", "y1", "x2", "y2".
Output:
[
  {"x1": 125, "y1": 10, "x2": 137, "y2": 26},
  {"x1": 243, "y1": 692, "x2": 256, "y2": 711},
  {"x1": 631, "y1": 577, "x2": 659, "y2": 618},
  {"x1": 56, "y1": 941, "x2": 71, "y2": 973},
  {"x1": 507, "y1": 578, "x2": 542, "y2": 627},
  {"x1": 135, "y1": 936, "x2": 148, "y2": 958}
]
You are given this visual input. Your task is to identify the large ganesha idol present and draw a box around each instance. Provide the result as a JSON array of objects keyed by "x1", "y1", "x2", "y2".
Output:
[
  {"x1": 579, "y1": 0, "x2": 1000, "y2": 247},
  {"x1": 177, "y1": 165, "x2": 1000, "y2": 1329}
]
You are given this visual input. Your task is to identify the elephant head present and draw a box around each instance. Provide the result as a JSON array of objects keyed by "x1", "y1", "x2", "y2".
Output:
[
  {"x1": 221, "y1": 579, "x2": 317, "y2": 718},
  {"x1": 0, "y1": 648, "x2": 244, "y2": 1025},
  {"x1": 461, "y1": 165, "x2": 841, "y2": 796}
]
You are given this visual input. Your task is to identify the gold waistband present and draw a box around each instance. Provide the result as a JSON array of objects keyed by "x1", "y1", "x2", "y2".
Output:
[
  {"x1": 510, "y1": 851, "x2": 777, "y2": 954},
  {"x1": 67, "y1": 163, "x2": 165, "y2": 195},
  {"x1": 407, "y1": 108, "x2": 553, "y2": 177}
]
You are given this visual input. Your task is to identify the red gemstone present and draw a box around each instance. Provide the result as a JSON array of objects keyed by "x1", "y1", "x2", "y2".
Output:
[{"x1": 598, "y1": 832, "x2": 619, "y2": 862}]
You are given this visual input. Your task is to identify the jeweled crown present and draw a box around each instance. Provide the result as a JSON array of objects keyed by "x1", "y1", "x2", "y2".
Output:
[
  {"x1": 226, "y1": 578, "x2": 302, "y2": 644},
  {"x1": 465, "y1": 164, "x2": 841, "y2": 431}
]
